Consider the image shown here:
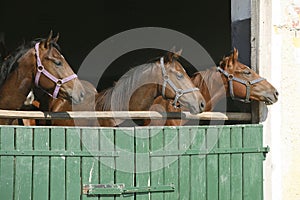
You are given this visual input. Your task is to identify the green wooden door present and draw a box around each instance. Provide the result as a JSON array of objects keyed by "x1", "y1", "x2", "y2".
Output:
[{"x1": 0, "y1": 124, "x2": 267, "y2": 200}]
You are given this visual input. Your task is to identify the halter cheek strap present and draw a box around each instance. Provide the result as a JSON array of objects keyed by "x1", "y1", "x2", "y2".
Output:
[
  {"x1": 217, "y1": 66, "x2": 265, "y2": 103},
  {"x1": 160, "y1": 57, "x2": 199, "y2": 108},
  {"x1": 34, "y1": 42, "x2": 78, "y2": 98}
]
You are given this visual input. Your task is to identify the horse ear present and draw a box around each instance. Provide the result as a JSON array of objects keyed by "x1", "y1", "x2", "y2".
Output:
[
  {"x1": 44, "y1": 30, "x2": 53, "y2": 48},
  {"x1": 53, "y1": 32, "x2": 59, "y2": 43},
  {"x1": 233, "y1": 47, "x2": 238, "y2": 62},
  {"x1": 165, "y1": 47, "x2": 182, "y2": 63},
  {"x1": 175, "y1": 49, "x2": 182, "y2": 57}
]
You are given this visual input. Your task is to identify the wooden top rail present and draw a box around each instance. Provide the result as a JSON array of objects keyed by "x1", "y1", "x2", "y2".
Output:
[{"x1": 0, "y1": 109, "x2": 251, "y2": 121}]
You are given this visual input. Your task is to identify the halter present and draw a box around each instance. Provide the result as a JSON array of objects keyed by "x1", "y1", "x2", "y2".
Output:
[
  {"x1": 217, "y1": 66, "x2": 265, "y2": 103},
  {"x1": 34, "y1": 42, "x2": 78, "y2": 98},
  {"x1": 160, "y1": 57, "x2": 199, "y2": 108}
]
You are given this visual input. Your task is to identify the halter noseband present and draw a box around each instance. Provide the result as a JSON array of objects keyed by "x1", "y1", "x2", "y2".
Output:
[
  {"x1": 160, "y1": 57, "x2": 199, "y2": 108},
  {"x1": 217, "y1": 66, "x2": 265, "y2": 103},
  {"x1": 34, "y1": 42, "x2": 78, "y2": 98}
]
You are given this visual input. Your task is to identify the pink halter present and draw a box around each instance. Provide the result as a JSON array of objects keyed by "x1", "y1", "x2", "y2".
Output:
[{"x1": 34, "y1": 42, "x2": 78, "y2": 98}]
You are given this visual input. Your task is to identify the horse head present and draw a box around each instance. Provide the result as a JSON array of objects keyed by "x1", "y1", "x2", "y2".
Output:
[
  {"x1": 159, "y1": 50, "x2": 206, "y2": 114},
  {"x1": 218, "y1": 48, "x2": 278, "y2": 104},
  {"x1": 34, "y1": 31, "x2": 85, "y2": 104}
]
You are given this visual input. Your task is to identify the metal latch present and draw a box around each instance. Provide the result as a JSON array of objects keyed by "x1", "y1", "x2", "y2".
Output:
[{"x1": 83, "y1": 183, "x2": 175, "y2": 195}]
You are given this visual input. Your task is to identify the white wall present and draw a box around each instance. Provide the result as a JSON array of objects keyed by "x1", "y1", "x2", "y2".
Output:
[
  {"x1": 233, "y1": 0, "x2": 300, "y2": 199},
  {"x1": 257, "y1": 0, "x2": 300, "y2": 199}
]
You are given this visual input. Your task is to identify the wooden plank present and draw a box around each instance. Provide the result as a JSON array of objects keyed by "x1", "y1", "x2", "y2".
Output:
[
  {"x1": 66, "y1": 128, "x2": 81, "y2": 200},
  {"x1": 14, "y1": 127, "x2": 33, "y2": 200},
  {"x1": 99, "y1": 128, "x2": 115, "y2": 200},
  {"x1": 0, "y1": 127, "x2": 15, "y2": 200},
  {"x1": 81, "y1": 128, "x2": 99, "y2": 200},
  {"x1": 206, "y1": 127, "x2": 219, "y2": 200},
  {"x1": 115, "y1": 128, "x2": 134, "y2": 200},
  {"x1": 190, "y1": 127, "x2": 206, "y2": 200},
  {"x1": 50, "y1": 127, "x2": 66, "y2": 200},
  {"x1": 164, "y1": 127, "x2": 179, "y2": 200},
  {"x1": 243, "y1": 125, "x2": 264, "y2": 200},
  {"x1": 150, "y1": 127, "x2": 164, "y2": 200},
  {"x1": 135, "y1": 127, "x2": 150, "y2": 200},
  {"x1": 218, "y1": 127, "x2": 231, "y2": 200},
  {"x1": 178, "y1": 127, "x2": 190, "y2": 199},
  {"x1": 230, "y1": 127, "x2": 243, "y2": 200},
  {"x1": 0, "y1": 109, "x2": 251, "y2": 121},
  {"x1": 33, "y1": 128, "x2": 50, "y2": 200}
]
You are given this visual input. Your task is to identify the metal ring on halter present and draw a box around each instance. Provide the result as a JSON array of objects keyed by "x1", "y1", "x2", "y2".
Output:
[
  {"x1": 37, "y1": 65, "x2": 44, "y2": 72},
  {"x1": 163, "y1": 75, "x2": 169, "y2": 81},
  {"x1": 56, "y1": 79, "x2": 63, "y2": 86},
  {"x1": 228, "y1": 74, "x2": 234, "y2": 80},
  {"x1": 177, "y1": 89, "x2": 183, "y2": 97}
]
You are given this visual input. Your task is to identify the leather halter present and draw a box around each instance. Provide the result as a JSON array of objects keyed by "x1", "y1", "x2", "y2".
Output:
[
  {"x1": 160, "y1": 57, "x2": 199, "y2": 108},
  {"x1": 217, "y1": 66, "x2": 265, "y2": 103},
  {"x1": 34, "y1": 42, "x2": 78, "y2": 98}
]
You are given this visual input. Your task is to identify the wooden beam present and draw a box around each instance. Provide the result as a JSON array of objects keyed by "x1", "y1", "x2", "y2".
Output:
[{"x1": 0, "y1": 109, "x2": 251, "y2": 121}]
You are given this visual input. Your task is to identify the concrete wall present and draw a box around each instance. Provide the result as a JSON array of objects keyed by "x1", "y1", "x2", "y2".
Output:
[
  {"x1": 251, "y1": 0, "x2": 300, "y2": 199},
  {"x1": 269, "y1": 1, "x2": 300, "y2": 199},
  {"x1": 233, "y1": 0, "x2": 300, "y2": 199}
]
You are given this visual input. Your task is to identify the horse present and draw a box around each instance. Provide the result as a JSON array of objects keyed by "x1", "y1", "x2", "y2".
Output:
[
  {"x1": 145, "y1": 48, "x2": 279, "y2": 126},
  {"x1": 41, "y1": 50, "x2": 206, "y2": 127},
  {"x1": 0, "y1": 31, "x2": 85, "y2": 124}
]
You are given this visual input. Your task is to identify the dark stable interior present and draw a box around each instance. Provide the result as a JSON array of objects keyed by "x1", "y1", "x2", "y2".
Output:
[{"x1": 1, "y1": 0, "x2": 251, "y2": 121}]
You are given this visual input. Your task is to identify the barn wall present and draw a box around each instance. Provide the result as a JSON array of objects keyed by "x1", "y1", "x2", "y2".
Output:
[{"x1": 252, "y1": 0, "x2": 300, "y2": 199}]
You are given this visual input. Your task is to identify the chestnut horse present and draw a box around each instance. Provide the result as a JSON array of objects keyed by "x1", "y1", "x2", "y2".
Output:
[
  {"x1": 0, "y1": 32, "x2": 85, "y2": 124},
  {"x1": 145, "y1": 48, "x2": 279, "y2": 126},
  {"x1": 41, "y1": 50, "x2": 206, "y2": 126}
]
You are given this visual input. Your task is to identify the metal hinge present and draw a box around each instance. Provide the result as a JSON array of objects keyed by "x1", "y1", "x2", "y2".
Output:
[{"x1": 83, "y1": 183, "x2": 175, "y2": 195}]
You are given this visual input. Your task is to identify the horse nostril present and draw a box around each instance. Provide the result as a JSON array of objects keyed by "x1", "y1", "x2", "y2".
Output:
[
  {"x1": 80, "y1": 91, "x2": 85, "y2": 99},
  {"x1": 274, "y1": 90, "x2": 279, "y2": 99},
  {"x1": 200, "y1": 101, "x2": 205, "y2": 110}
]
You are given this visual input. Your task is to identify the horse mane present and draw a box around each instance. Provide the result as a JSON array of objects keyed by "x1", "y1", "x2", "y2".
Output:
[
  {"x1": 96, "y1": 61, "x2": 159, "y2": 111},
  {"x1": 0, "y1": 38, "x2": 61, "y2": 88}
]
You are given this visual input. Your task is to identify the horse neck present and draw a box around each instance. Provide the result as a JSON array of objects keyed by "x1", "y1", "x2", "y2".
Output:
[
  {"x1": 193, "y1": 67, "x2": 226, "y2": 111},
  {"x1": 97, "y1": 62, "x2": 161, "y2": 112},
  {"x1": 0, "y1": 51, "x2": 34, "y2": 111}
]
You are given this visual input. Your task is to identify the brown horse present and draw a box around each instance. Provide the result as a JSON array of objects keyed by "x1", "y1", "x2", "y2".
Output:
[
  {"x1": 42, "y1": 50, "x2": 206, "y2": 127},
  {"x1": 145, "y1": 48, "x2": 279, "y2": 126},
  {"x1": 0, "y1": 31, "x2": 85, "y2": 124}
]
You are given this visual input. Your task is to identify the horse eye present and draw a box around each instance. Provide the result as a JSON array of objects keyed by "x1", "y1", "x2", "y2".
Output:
[
  {"x1": 177, "y1": 73, "x2": 184, "y2": 80},
  {"x1": 53, "y1": 60, "x2": 62, "y2": 66}
]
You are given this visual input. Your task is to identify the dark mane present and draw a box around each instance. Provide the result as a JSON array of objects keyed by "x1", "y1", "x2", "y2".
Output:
[{"x1": 0, "y1": 38, "x2": 60, "y2": 87}]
